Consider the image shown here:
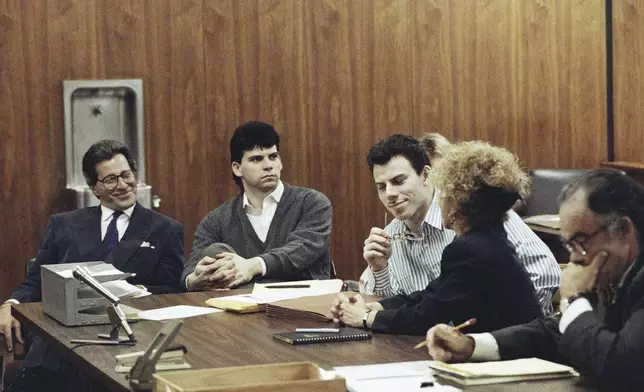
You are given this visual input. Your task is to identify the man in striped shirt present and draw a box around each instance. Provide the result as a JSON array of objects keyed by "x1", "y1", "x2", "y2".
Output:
[{"x1": 360, "y1": 135, "x2": 561, "y2": 314}]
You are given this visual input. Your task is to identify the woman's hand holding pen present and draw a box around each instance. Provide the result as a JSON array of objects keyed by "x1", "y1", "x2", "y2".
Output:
[
  {"x1": 363, "y1": 227, "x2": 392, "y2": 271},
  {"x1": 425, "y1": 323, "x2": 475, "y2": 362}
]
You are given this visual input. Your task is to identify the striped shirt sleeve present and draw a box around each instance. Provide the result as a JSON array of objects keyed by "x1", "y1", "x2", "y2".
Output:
[
  {"x1": 361, "y1": 265, "x2": 397, "y2": 297},
  {"x1": 504, "y1": 210, "x2": 562, "y2": 315}
]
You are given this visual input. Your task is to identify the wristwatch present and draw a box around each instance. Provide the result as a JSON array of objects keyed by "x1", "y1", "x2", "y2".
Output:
[
  {"x1": 362, "y1": 309, "x2": 373, "y2": 329},
  {"x1": 560, "y1": 293, "x2": 585, "y2": 313}
]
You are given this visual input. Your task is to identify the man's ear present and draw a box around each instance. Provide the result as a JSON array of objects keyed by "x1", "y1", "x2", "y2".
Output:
[
  {"x1": 618, "y1": 216, "x2": 634, "y2": 237},
  {"x1": 231, "y1": 161, "x2": 242, "y2": 178},
  {"x1": 421, "y1": 165, "x2": 431, "y2": 185}
]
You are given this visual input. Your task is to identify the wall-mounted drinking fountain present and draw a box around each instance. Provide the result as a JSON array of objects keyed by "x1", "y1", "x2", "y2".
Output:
[{"x1": 63, "y1": 79, "x2": 154, "y2": 209}]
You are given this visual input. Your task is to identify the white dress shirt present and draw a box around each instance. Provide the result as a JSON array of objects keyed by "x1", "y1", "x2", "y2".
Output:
[
  {"x1": 242, "y1": 181, "x2": 284, "y2": 276},
  {"x1": 100, "y1": 204, "x2": 135, "y2": 241}
]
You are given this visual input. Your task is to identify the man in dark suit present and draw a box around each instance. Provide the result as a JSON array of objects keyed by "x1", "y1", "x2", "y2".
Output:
[
  {"x1": 0, "y1": 140, "x2": 185, "y2": 392},
  {"x1": 426, "y1": 169, "x2": 644, "y2": 391}
]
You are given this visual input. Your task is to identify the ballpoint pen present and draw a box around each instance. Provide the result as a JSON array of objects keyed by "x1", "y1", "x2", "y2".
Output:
[{"x1": 413, "y1": 318, "x2": 477, "y2": 349}]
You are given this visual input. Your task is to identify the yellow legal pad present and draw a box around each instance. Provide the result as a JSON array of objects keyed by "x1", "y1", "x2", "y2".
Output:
[{"x1": 430, "y1": 357, "x2": 579, "y2": 386}]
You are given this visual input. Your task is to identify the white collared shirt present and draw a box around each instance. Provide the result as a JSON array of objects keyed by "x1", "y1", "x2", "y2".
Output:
[
  {"x1": 241, "y1": 181, "x2": 284, "y2": 276},
  {"x1": 243, "y1": 181, "x2": 284, "y2": 242},
  {"x1": 100, "y1": 204, "x2": 135, "y2": 241}
]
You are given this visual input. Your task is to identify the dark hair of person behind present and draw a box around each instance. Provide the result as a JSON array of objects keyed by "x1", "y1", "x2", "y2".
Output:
[
  {"x1": 460, "y1": 186, "x2": 521, "y2": 229},
  {"x1": 82, "y1": 140, "x2": 137, "y2": 186},
  {"x1": 366, "y1": 134, "x2": 430, "y2": 174},
  {"x1": 229, "y1": 121, "x2": 280, "y2": 188},
  {"x1": 559, "y1": 169, "x2": 644, "y2": 241}
]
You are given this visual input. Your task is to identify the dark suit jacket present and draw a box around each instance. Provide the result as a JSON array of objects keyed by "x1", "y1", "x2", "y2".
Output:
[
  {"x1": 11, "y1": 203, "x2": 185, "y2": 302},
  {"x1": 372, "y1": 225, "x2": 542, "y2": 335},
  {"x1": 492, "y1": 255, "x2": 644, "y2": 391}
]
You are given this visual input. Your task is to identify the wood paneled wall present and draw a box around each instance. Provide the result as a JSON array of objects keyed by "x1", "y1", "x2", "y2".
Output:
[
  {"x1": 0, "y1": 0, "x2": 608, "y2": 300},
  {"x1": 613, "y1": 0, "x2": 644, "y2": 162}
]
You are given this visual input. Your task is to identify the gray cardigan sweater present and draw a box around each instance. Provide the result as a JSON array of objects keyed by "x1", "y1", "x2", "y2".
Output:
[{"x1": 182, "y1": 183, "x2": 332, "y2": 288}]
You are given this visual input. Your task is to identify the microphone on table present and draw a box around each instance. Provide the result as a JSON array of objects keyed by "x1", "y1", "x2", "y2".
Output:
[{"x1": 72, "y1": 266, "x2": 136, "y2": 343}]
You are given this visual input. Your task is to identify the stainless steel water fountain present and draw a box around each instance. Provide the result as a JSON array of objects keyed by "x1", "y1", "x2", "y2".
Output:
[{"x1": 63, "y1": 79, "x2": 153, "y2": 209}]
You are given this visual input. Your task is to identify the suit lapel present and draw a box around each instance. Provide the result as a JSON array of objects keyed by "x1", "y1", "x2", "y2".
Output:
[
  {"x1": 73, "y1": 207, "x2": 103, "y2": 261},
  {"x1": 106, "y1": 203, "x2": 151, "y2": 269}
]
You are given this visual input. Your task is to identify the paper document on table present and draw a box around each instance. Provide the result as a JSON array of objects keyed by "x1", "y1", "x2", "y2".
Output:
[
  {"x1": 430, "y1": 358, "x2": 579, "y2": 386},
  {"x1": 206, "y1": 281, "x2": 344, "y2": 314},
  {"x1": 432, "y1": 357, "x2": 575, "y2": 377},
  {"x1": 217, "y1": 292, "x2": 307, "y2": 305},
  {"x1": 101, "y1": 280, "x2": 150, "y2": 299},
  {"x1": 334, "y1": 361, "x2": 460, "y2": 392},
  {"x1": 138, "y1": 305, "x2": 223, "y2": 321},
  {"x1": 252, "y1": 279, "x2": 344, "y2": 297}
]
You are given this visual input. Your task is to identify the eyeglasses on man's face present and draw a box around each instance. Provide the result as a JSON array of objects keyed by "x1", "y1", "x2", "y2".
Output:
[
  {"x1": 97, "y1": 170, "x2": 136, "y2": 191},
  {"x1": 559, "y1": 222, "x2": 612, "y2": 256}
]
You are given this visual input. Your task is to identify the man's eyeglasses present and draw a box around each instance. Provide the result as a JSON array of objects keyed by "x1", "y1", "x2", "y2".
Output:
[
  {"x1": 97, "y1": 170, "x2": 136, "y2": 190},
  {"x1": 389, "y1": 232, "x2": 425, "y2": 242},
  {"x1": 560, "y1": 223, "x2": 611, "y2": 256}
]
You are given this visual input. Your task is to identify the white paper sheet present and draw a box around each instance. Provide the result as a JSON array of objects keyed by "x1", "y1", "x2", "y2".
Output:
[
  {"x1": 101, "y1": 280, "x2": 150, "y2": 299},
  {"x1": 137, "y1": 305, "x2": 224, "y2": 321},
  {"x1": 334, "y1": 361, "x2": 461, "y2": 392}
]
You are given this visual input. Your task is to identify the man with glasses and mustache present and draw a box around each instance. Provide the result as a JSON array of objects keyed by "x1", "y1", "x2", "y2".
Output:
[
  {"x1": 181, "y1": 121, "x2": 332, "y2": 291},
  {"x1": 0, "y1": 140, "x2": 185, "y2": 392},
  {"x1": 359, "y1": 134, "x2": 561, "y2": 314},
  {"x1": 425, "y1": 169, "x2": 644, "y2": 391}
]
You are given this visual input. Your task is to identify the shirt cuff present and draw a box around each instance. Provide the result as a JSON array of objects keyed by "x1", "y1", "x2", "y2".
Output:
[
  {"x1": 469, "y1": 333, "x2": 501, "y2": 361},
  {"x1": 255, "y1": 257, "x2": 267, "y2": 277},
  {"x1": 559, "y1": 297, "x2": 593, "y2": 333},
  {"x1": 4, "y1": 299, "x2": 19, "y2": 305},
  {"x1": 371, "y1": 265, "x2": 390, "y2": 292}
]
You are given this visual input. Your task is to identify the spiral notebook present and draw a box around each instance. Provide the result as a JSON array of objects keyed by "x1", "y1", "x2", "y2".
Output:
[{"x1": 273, "y1": 327, "x2": 372, "y2": 345}]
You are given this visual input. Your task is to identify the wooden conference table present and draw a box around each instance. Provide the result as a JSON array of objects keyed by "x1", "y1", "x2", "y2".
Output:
[{"x1": 12, "y1": 291, "x2": 597, "y2": 392}]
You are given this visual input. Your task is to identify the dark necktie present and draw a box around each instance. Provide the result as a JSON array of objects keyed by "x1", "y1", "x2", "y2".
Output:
[{"x1": 103, "y1": 210, "x2": 123, "y2": 259}]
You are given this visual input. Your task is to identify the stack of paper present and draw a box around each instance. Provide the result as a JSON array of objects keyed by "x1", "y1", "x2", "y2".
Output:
[
  {"x1": 114, "y1": 346, "x2": 190, "y2": 373},
  {"x1": 205, "y1": 279, "x2": 345, "y2": 313},
  {"x1": 266, "y1": 292, "x2": 380, "y2": 321},
  {"x1": 430, "y1": 357, "x2": 579, "y2": 386}
]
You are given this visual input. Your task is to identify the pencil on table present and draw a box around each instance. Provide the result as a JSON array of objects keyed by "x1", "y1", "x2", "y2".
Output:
[{"x1": 413, "y1": 318, "x2": 477, "y2": 349}]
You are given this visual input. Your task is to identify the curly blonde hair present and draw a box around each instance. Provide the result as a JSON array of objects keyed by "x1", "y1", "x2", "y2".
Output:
[{"x1": 431, "y1": 141, "x2": 530, "y2": 228}]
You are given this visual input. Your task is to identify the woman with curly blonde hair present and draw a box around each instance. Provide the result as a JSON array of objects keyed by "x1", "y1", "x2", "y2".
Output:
[
  {"x1": 432, "y1": 141, "x2": 530, "y2": 234},
  {"x1": 331, "y1": 140, "x2": 542, "y2": 335}
]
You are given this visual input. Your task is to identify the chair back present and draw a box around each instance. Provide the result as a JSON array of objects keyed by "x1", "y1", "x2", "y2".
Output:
[{"x1": 521, "y1": 169, "x2": 590, "y2": 217}]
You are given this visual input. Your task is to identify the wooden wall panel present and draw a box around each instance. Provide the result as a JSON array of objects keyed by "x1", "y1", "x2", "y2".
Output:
[
  {"x1": 0, "y1": 0, "x2": 32, "y2": 300},
  {"x1": 145, "y1": 0, "x2": 210, "y2": 255},
  {"x1": 0, "y1": 0, "x2": 609, "y2": 298},
  {"x1": 415, "y1": 1, "x2": 606, "y2": 170},
  {"x1": 613, "y1": 0, "x2": 644, "y2": 163}
]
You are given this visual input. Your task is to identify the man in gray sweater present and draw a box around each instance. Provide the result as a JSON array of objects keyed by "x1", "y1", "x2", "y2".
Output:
[{"x1": 182, "y1": 121, "x2": 332, "y2": 291}]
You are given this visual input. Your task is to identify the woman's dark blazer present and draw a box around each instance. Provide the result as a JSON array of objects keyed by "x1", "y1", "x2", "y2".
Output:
[{"x1": 371, "y1": 224, "x2": 542, "y2": 335}]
